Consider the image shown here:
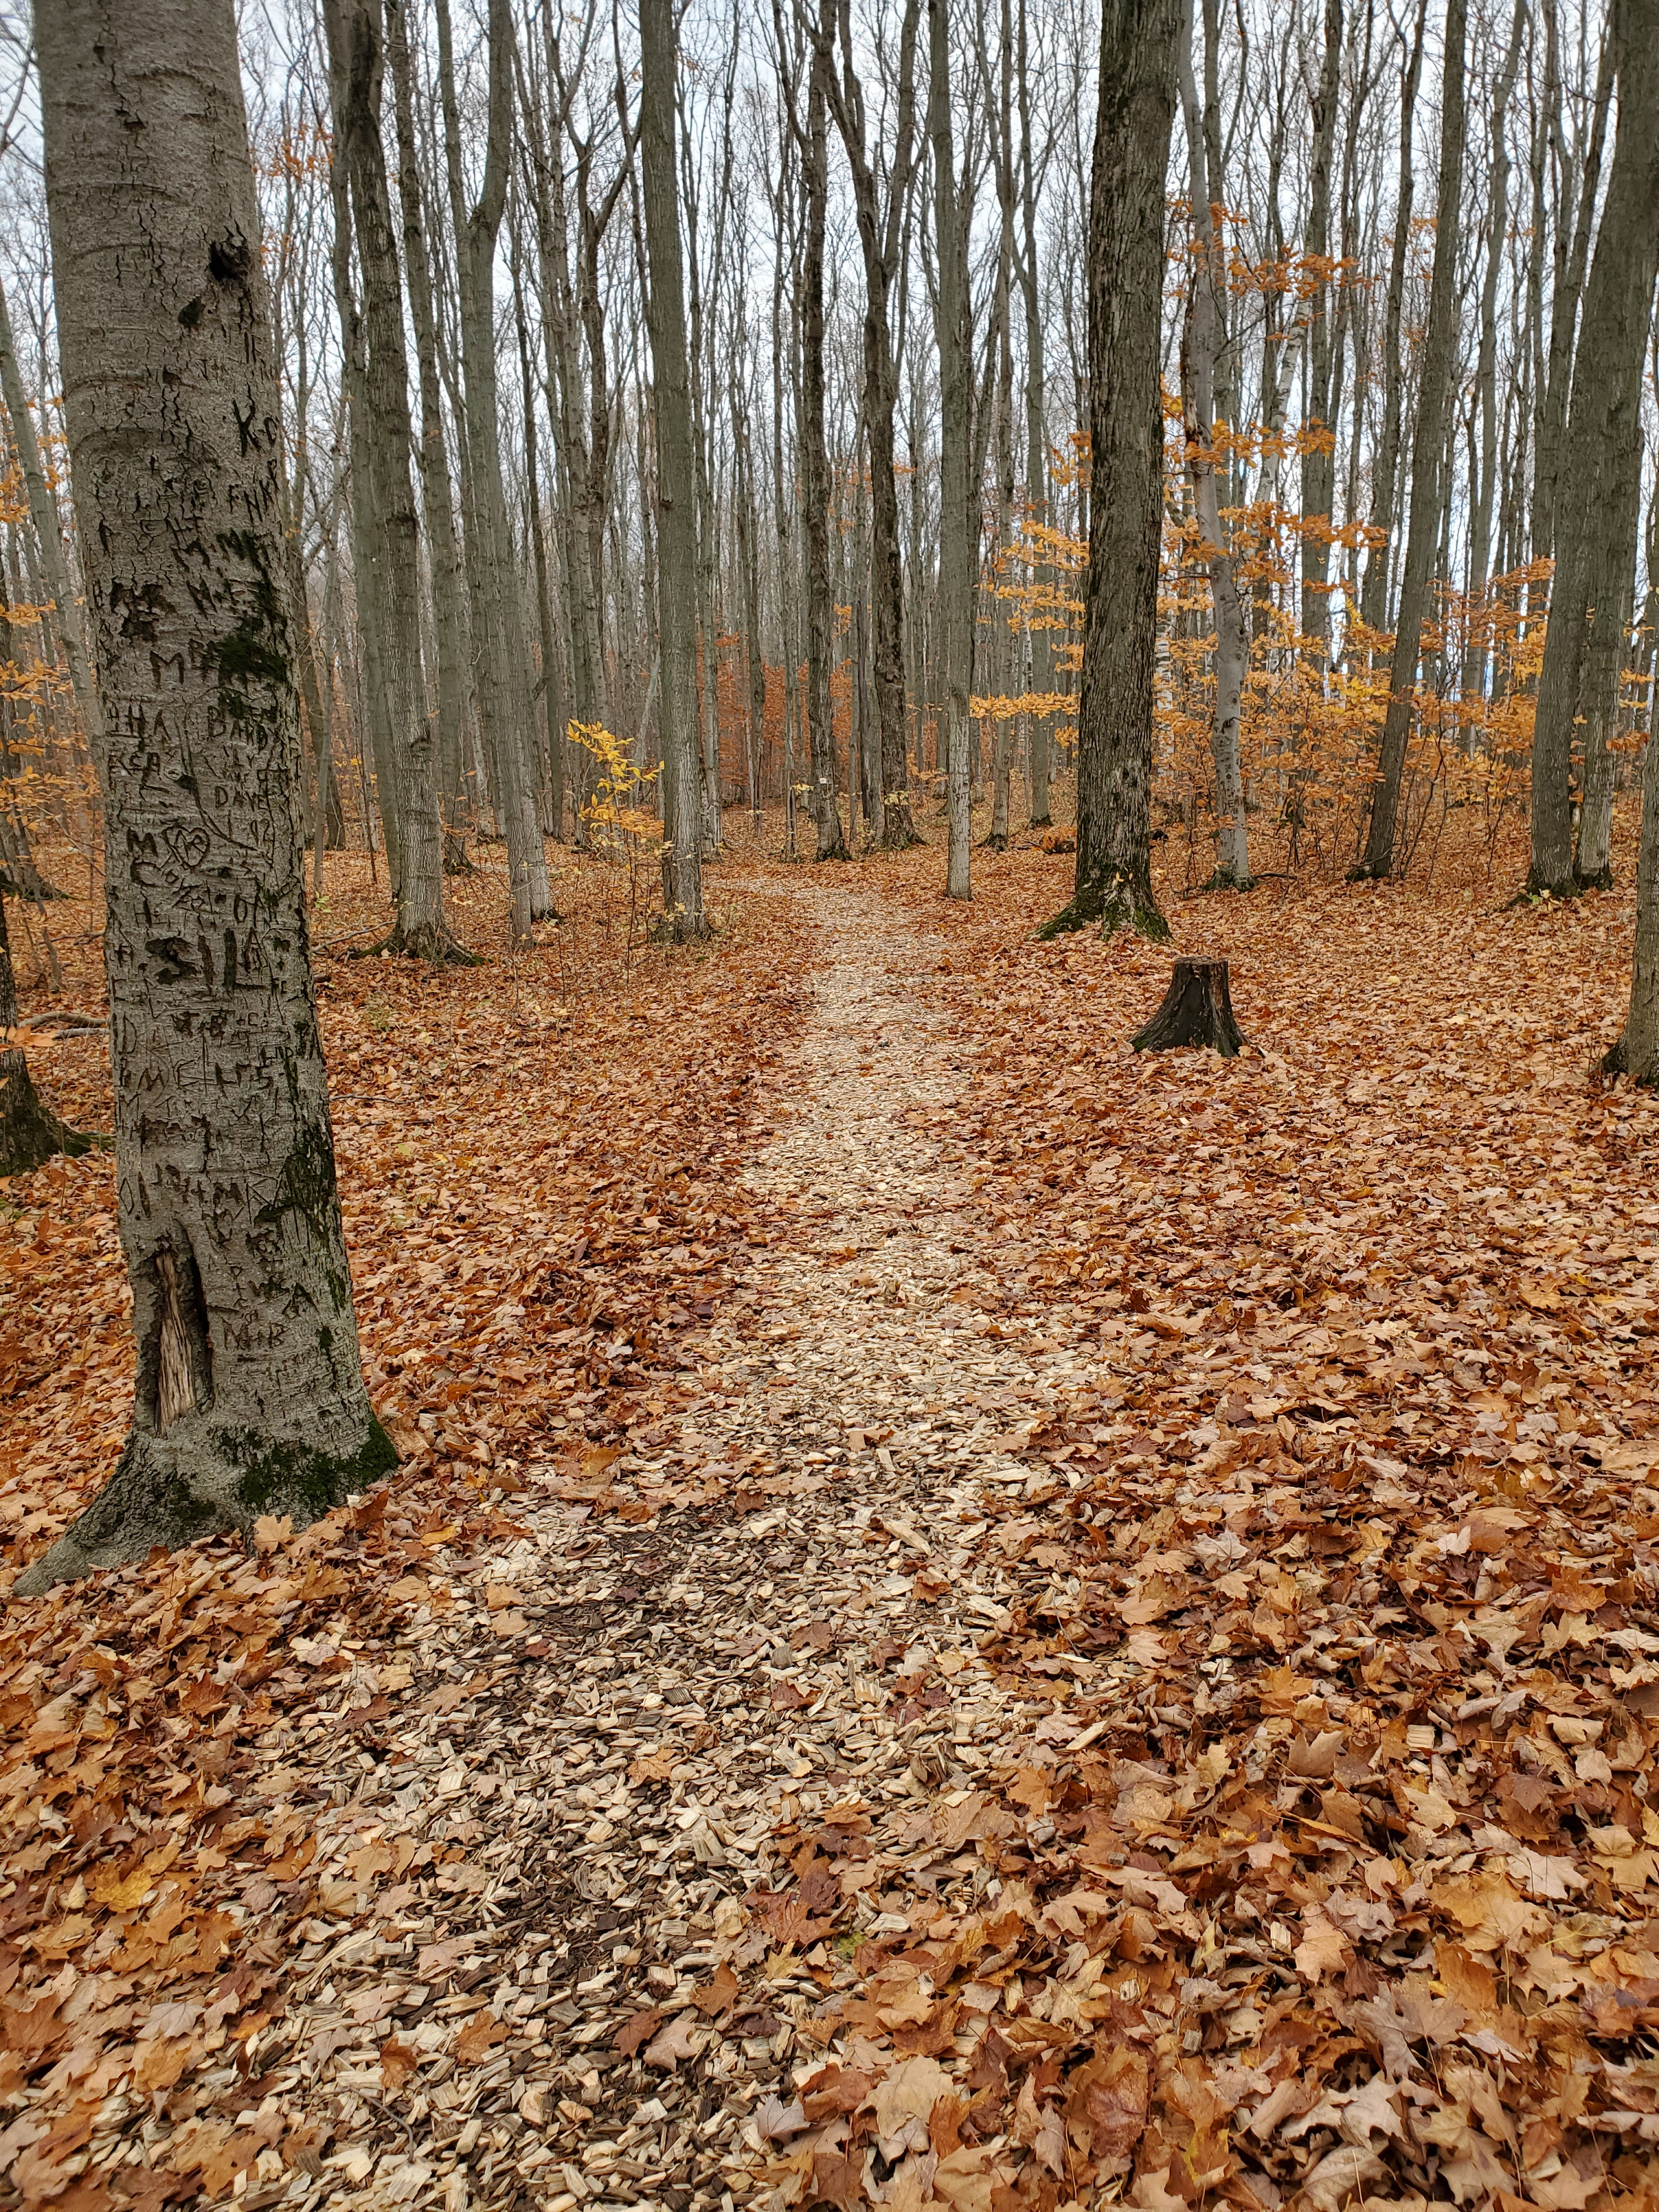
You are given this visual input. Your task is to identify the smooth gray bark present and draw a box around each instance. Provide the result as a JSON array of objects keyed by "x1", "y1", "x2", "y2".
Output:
[
  {"x1": 930, "y1": 0, "x2": 975, "y2": 899},
  {"x1": 1358, "y1": 0, "x2": 1466, "y2": 879},
  {"x1": 323, "y1": 0, "x2": 463, "y2": 961},
  {"x1": 435, "y1": 0, "x2": 554, "y2": 940},
  {"x1": 640, "y1": 0, "x2": 708, "y2": 933},
  {"x1": 1177, "y1": 0, "x2": 1249, "y2": 888}
]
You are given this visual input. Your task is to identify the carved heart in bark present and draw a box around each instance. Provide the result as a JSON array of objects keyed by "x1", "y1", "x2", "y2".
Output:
[{"x1": 165, "y1": 825, "x2": 211, "y2": 873}]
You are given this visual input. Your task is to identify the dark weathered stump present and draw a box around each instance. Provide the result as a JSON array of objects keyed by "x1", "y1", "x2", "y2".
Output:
[{"x1": 1130, "y1": 957, "x2": 1246, "y2": 1057}]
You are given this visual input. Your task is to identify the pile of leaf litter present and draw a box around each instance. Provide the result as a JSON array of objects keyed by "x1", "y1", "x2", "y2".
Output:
[
  {"x1": 735, "y1": 1443, "x2": 1659, "y2": 2212},
  {"x1": 721, "y1": 831, "x2": 1659, "y2": 2212},
  {"x1": 0, "y1": 844, "x2": 811, "y2": 2209}
]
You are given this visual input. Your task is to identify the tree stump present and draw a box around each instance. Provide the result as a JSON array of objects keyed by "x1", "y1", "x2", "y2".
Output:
[{"x1": 1130, "y1": 957, "x2": 1246, "y2": 1057}]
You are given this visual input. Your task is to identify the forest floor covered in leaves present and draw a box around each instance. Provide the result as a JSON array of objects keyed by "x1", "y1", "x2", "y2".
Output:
[{"x1": 2, "y1": 809, "x2": 1658, "y2": 2212}]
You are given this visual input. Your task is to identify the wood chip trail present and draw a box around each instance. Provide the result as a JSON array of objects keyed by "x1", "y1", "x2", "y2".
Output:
[{"x1": 282, "y1": 884, "x2": 1074, "y2": 2210}]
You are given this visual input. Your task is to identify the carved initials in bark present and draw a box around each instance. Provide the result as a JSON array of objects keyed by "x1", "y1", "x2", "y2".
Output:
[
  {"x1": 21, "y1": 0, "x2": 395, "y2": 1594},
  {"x1": 1130, "y1": 958, "x2": 1246, "y2": 1057}
]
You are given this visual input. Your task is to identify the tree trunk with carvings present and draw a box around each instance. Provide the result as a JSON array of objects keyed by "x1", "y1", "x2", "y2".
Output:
[{"x1": 23, "y1": 0, "x2": 394, "y2": 1594}]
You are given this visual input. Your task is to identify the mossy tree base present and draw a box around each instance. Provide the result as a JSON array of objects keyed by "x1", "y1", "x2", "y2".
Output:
[
  {"x1": 14, "y1": 1410, "x2": 399, "y2": 1594},
  {"x1": 1198, "y1": 869, "x2": 1252, "y2": 894},
  {"x1": 1039, "y1": 868, "x2": 1170, "y2": 944},
  {"x1": 1576, "y1": 864, "x2": 1615, "y2": 893},
  {"x1": 1131, "y1": 956, "x2": 1247, "y2": 1057},
  {"x1": 1, "y1": 1049, "x2": 108, "y2": 1178}
]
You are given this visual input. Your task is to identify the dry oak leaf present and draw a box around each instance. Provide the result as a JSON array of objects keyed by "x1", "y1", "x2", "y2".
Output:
[
  {"x1": 379, "y1": 2037, "x2": 419, "y2": 2090},
  {"x1": 869, "y1": 2054, "x2": 953, "y2": 2138},
  {"x1": 643, "y1": 2012, "x2": 706, "y2": 2069},
  {"x1": 1066, "y1": 2045, "x2": 1150, "y2": 2160},
  {"x1": 693, "y1": 1962, "x2": 740, "y2": 2017},
  {"x1": 1298, "y1": 2145, "x2": 1388, "y2": 2212},
  {"x1": 1286, "y1": 1729, "x2": 1344, "y2": 1780},
  {"x1": 929, "y1": 2145, "x2": 1002, "y2": 2212},
  {"x1": 454, "y1": 2011, "x2": 507, "y2": 2065},
  {"x1": 613, "y1": 2007, "x2": 663, "y2": 2058},
  {"x1": 1293, "y1": 1913, "x2": 1348, "y2": 1984},
  {"x1": 629, "y1": 1748, "x2": 678, "y2": 1784},
  {"x1": 131, "y1": 2038, "x2": 199, "y2": 2095}
]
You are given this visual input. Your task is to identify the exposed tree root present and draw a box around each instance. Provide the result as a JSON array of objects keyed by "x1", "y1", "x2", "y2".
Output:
[{"x1": 347, "y1": 921, "x2": 484, "y2": 966}]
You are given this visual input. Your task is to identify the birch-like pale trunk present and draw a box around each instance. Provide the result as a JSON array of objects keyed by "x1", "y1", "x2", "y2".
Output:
[
  {"x1": 1299, "y1": 0, "x2": 1343, "y2": 667},
  {"x1": 387, "y1": 0, "x2": 474, "y2": 872},
  {"x1": 797, "y1": 33, "x2": 849, "y2": 862},
  {"x1": 0, "y1": 270, "x2": 104, "y2": 759},
  {"x1": 826, "y1": 0, "x2": 922, "y2": 847},
  {"x1": 25, "y1": 0, "x2": 394, "y2": 1594},
  {"x1": 1358, "y1": 0, "x2": 1466, "y2": 880},
  {"x1": 1015, "y1": 0, "x2": 1053, "y2": 827},
  {"x1": 1358, "y1": 0, "x2": 1425, "y2": 643}
]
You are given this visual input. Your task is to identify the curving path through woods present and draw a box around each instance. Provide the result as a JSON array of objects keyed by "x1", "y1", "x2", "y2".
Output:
[{"x1": 280, "y1": 882, "x2": 1098, "y2": 2212}]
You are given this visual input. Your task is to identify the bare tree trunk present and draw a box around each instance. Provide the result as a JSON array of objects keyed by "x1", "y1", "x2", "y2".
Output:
[
  {"x1": 324, "y1": 0, "x2": 465, "y2": 961},
  {"x1": 930, "y1": 0, "x2": 975, "y2": 898},
  {"x1": 1359, "y1": 0, "x2": 1426, "y2": 642},
  {"x1": 1299, "y1": 0, "x2": 1343, "y2": 667},
  {"x1": 1607, "y1": 699, "x2": 1659, "y2": 1083},
  {"x1": 1015, "y1": 0, "x2": 1053, "y2": 827},
  {"x1": 1, "y1": 883, "x2": 103, "y2": 1177},
  {"x1": 1358, "y1": 0, "x2": 1466, "y2": 880},
  {"x1": 1041, "y1": 0, "x2": 1178, "y2": 940},
  {"x1": 387, "y1": 0, "x2": 474, "y2": 872},
  {"x1": 733, "y1": 364, "x2": 768, "y2": 831},
  {"x1": 1177, "y1": 0, "x2": 1249, "y2": 888},
  {"x1": 1530, "y1": 2, "x2": 1659, "y2": 898},
  {"x1": 435, "y1": 0, "x2": 554, "y2": 941},
  {"x1": 26, "y1": 0, "x2": 395, "y2": 1593},
  {"x1": 1465, "y1": 0, "x2": 1525, "y2": 703},
  {"x1": 1534, "y1": 13, "x2": 1616, "y2": 571},
  {"x1": 797, "y1": 27, "x2": 849, "y2": 861},
  {"x1": 641, "y1": 0, "x2": 709, "y2": 932},
  {"x1": 0, "y1": 269, "x2": 104, "y2": 758},
  {"x1": 826, "y1": 0, "x2": 922, "y2": 848}
]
